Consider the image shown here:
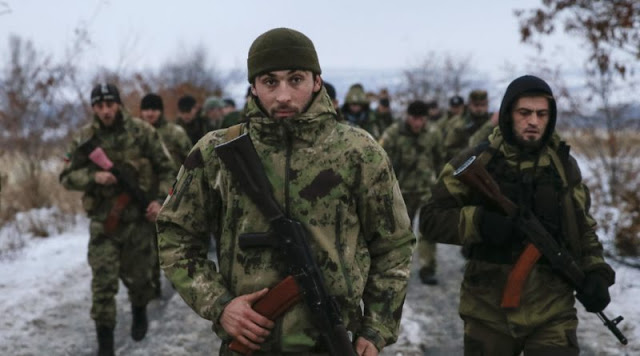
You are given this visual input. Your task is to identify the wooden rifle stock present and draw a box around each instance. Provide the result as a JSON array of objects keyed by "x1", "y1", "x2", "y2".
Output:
[
  {"x1": 229, "y1": 276, "x2": 302, "y2": 355},
  {"x1": 454, "y1": 156, "x2": 628, "y2": 345},
  {"x1": 454, "y1": 155, "x2": 541, "y2": 308}
]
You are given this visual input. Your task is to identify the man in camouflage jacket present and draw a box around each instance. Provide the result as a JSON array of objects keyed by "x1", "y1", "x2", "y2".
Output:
[
  {"x1": 139, "y1": 93, "x2": 192, "y2": 297},
  {"x1": 157, "y1": 28, "x2": 415, "y2": 356},
  {"x1": 379, "y1": 100, "x2": 443, "y2": 285},
  {"x1": 442, "y1": 90, "x2": 491, "y2": 162},
  {"x1": 60, "y1": 84, "x2": 176, "y2": 355},
  {"x1": 421, "y1": 75, "x2": 614, "y2": 355}
]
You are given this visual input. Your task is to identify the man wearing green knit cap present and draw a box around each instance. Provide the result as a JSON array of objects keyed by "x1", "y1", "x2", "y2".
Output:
[{"x1": 157, "y1": 27, "x2": 415, "y2": 356}]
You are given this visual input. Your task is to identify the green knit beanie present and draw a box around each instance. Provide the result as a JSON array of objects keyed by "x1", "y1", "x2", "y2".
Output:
[{"x1": 247, "y1": 28, "x2": 321, "y2": 82}]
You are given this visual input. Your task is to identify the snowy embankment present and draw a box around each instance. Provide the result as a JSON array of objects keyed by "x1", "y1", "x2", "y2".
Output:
[{"x1": 0, "y1": 210, "x2": 638, "y2": 355}]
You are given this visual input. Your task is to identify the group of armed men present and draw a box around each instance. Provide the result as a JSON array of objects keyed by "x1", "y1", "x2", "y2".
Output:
[{"x1": 60, "y1": 28, "x2": 616, "y2": 356}]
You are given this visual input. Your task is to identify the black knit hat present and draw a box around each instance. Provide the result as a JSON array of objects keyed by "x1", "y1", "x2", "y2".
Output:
[
  {"x1": 177, "y1": 95, "x2": 196, "y2": 112},
  {"x1": 90, "y1": 83, "x2": 121, "y2": 105},
  {"x1": 498, "y1": 75, "x2": 557, "y2": 146},
  {"x1": 247, "y1": 28, "x2": 321, "y2": 82},
  {"x1": 407, "y1": 100, "x2": 429, "y2": 117},
  {"x1": 140, "y1": 93, "x2": 163, "y2": 111},
  {"x1": 449, "y1": 95, "x2": 464, "y2": 106},
  {"x1": 324, "y1": 82, "x2": 336, "y2": 100}
]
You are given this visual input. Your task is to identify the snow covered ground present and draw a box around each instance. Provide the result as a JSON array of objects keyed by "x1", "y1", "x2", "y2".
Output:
[{"x1": 0, "y1": 212, "x2": 638, "y2": 355}]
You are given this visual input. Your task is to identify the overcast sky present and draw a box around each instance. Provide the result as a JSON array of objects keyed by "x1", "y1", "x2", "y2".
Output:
[{"x1": 1, "y1": 0, "x2": 577, "y2": 71}]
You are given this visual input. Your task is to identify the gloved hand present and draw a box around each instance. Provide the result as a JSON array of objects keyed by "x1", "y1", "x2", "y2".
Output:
[
  {"x1": 576, "y1": 271, "x2": 611, "y2": 313},
  {"x1": 478, "y1": 209, "x2": 514, "y2": 245}
]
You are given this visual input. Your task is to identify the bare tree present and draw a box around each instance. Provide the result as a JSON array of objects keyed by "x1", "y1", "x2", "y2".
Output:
[
  {"x1": 515, "y1": 0, "x2": 640, "y2": 255},
  {"x1": 400, "y1": 52, "x2": 475, "y2": 106}
]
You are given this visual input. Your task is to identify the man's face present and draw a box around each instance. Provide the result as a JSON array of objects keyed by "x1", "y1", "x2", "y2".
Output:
[
  {"x1": 377, "y1": 105, "x2": 390, "y2": 113},
  {"x1": 92, "y1": 101, "x2": 120, "y2": 127},
  {"x1": 512, "y1": 96, "x2": 550, "y2": 146},
  {"x1": 251, "y1": 70, "x2": 322, "y2": 119},
  {"x1": 449, "y1": 104, "x2": 464, "y2": 116},
  {"x1": 222, "y1": 105, "x2": 234, "y2": 115},
  {"x1": 468, "y1": 100, "x2": 489, "y2": 117},
  {"x1": 179, "y1": 106, "x2": 198, "y2": 123},
  {"x1": 406, "y1": 114, "x2": 426, "y2": 134},
  {"x1": 348, "y1": 104, "x2": 363, "y2": 114},
  {"x1": 205, "y1": 107, "x2": 223, "y2": 122},
  {"x1": 141, "y1": 109, "x2": 162, "y2": 125}
]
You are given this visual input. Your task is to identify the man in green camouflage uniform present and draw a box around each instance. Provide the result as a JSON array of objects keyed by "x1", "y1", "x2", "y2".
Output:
[
  {"x1": 60, "y1": 84, "x2": 176, "y2": 355},
  {"x1": 421, "y1": 75, "x2": 615, "y2": 355},
  {"x1": 467, "y1": 111, "x2": 499, "y2": 148},
  {"x1": 139, "y1": 93, "x2": 192, "y2": 297},
  {"x1": 442, "y1": 90, "x2": 491, "y2": 162},
  {"x1": 435, "y1": 95, "x2": 465, "y2": 141},
  {"x1": 341, "y1": 83, "x2": 381, "y2": 138},
  {"x1": 373, "y1": 97, "x2": 395, "y2": 134},
  {"x1": 379, "y1": 100, "x2": 443, "y2": 285},
  {"x1": 157, "y1": 28, "x2": 415, "y2": 356},
  {"x1": 176, "y1": 94, "x2": 210, "y2": 145}
]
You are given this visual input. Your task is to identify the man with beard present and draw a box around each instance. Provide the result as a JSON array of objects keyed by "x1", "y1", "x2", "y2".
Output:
[
  {"x1": 60, "y1": 84, "x2": 176, "y2": 355},
  {"x1": 442, "y1": 90, "x2": 491, "y2": 161},
  {"x1": 420, "y1": 75, "x2": 615, "y2": 355},
  {"x1": 157, "y1": 28, "x2": 415, "y2": 356}
]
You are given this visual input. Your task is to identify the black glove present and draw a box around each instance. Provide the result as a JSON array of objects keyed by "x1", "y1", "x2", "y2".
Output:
[
  {"x1": 478, "y1": 209, "x2": 514, "y2": 245},
  {"x1": 576, "y1": 271, "x2": 611, "y2": 313}
]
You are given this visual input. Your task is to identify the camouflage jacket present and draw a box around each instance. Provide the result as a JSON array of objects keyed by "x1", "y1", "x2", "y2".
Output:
[
  {"x1": 156, "y1": 88, "x2": 415, "y2": 352},
  {"x1": 467, "y1": 120, "x2": 497, "y2": 148},
  {"x1": 442, "y1": 111, "x2": 490, "y2": 162},
  {"x1": 343, "y1": 110, "x2": 381, "y2": 139},
  {"x1": 420, "y1": 129, "x2": 614, "y2": 336},
  {"x1": 154, "y1": 116, "x2": 193, "y2": 167},
  {"x1": 60, "y1": 112, "x2": 176, "y2": 222},
  {"x1": 177, "y1": 115, "x2": 211, "y2": 145},
  {"x1": 379, "y1": 121, "x2": 442, "y2": 213}
]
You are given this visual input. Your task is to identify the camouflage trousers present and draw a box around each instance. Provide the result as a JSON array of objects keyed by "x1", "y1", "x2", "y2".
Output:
[
  {"x1": 405, "y1": 195, "x2": 436, "y2": 274},
  {"x1": 463, "y1": 316, "x2": 579, "y2": 356},
  {"x1": 88, "y1": 219, "x2": 156, "y2": 328}
]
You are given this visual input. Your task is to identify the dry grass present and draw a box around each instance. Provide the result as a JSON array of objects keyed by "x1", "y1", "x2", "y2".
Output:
[{"x1": 0, "y1": 150, "x2": 83, "y2": 235}]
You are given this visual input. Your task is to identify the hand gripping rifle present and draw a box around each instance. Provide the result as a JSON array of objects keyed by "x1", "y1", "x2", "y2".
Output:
[
  {"x1": 454, "y1": 155, "x2": 627, "y2": 345},
  {"x1": 215, "y1": 133, "x2": 356, "y2": 356},
  {"x1": 77, "y1": 137, "x2": 150, "y2": 233}
]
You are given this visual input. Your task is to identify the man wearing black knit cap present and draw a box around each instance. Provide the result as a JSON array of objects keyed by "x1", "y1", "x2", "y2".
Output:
[
  {"x1": 421, "y1": 75, "x2": 615, "y2": 355},
  {"x1": 176, "y1": 94, "x2": 209, "y2": 145},
  {"x1": 60, "y1": 84, "x2": 176, "y2": 355}
]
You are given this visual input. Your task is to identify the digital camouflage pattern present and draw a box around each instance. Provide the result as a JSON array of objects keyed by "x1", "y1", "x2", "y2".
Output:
[
  {"x1": 379, "y1": 121, "x2": 442, "y2": 217},
  {"x1": 442, "y1": 111, "x2": 490, "y2": 162},
  {"x1": 178, "y1": 115, "x2": 211, "y2": 145},
  {"x1": 467, "y1": 120, "x2": 497, "y2": 148},
  {"x1": 420, "y1": 128, "x2": 614, "y2": 343},
  {"x1": 379, "y1": 121, "x2": 443, "y2": 276},
  {"x1": 157, "y1": 87, "x2": 415, "y2": 353},
  {"x1": 60, "y1": 111, "x2": 176, "y2": 327},
  {"x1": 154, "y1": 116, "x2": 192, "y2": 168}
]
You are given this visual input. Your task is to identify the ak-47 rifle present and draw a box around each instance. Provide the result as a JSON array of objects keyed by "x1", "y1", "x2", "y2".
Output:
[
  {"x1": 77, "y1": 137, "x2": 150, "y2": 210},
  {"x1": 215, "y1": 133, "x2": 356, "y2": 356},
  {"x1": 454, "y1": 155, "x2": 628, "y2": 345},
  {"x1": 77, "y1": 137, "x2": 151, "y2": 233}
]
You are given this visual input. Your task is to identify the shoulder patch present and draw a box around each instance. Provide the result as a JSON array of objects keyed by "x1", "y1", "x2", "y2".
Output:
[{"x1": 183, "y1": 148, "x2": 204, "y2": 170}]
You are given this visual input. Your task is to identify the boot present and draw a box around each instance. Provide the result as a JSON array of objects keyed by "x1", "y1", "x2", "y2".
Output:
[
  {"x1": 131, "y1": 305, "x2": 148, "y2": 341},
  {"x1": 419, "y1": 266, "x2": 439, "y2": 285},
  {"x1": 96, "y1": 324, "x2": 114, "y2": 356}
]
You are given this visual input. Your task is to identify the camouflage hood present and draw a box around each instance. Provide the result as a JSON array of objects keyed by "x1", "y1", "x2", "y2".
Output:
[{"x1": 244, "y1": 86, "x2": 338, "y2": 147}]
